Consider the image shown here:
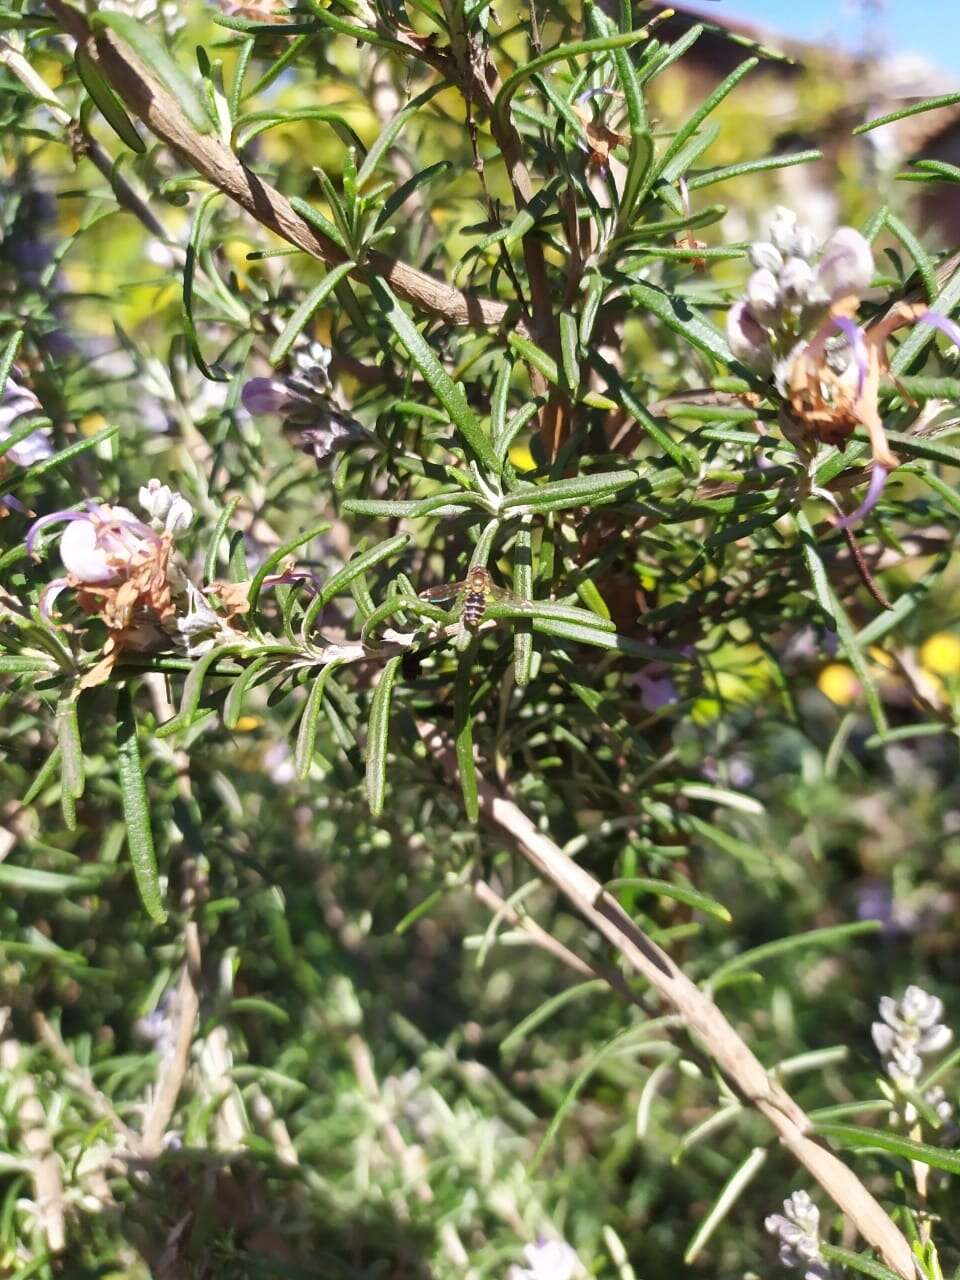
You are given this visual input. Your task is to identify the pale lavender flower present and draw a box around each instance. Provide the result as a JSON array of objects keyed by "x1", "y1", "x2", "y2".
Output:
[
  {"x1": 0, "y1": 373, "x2": 52, "y2": 468},
  {"x1": 872, "y1": 985, "x2": 952, "y2": 1092},
  {"x1": 138, "y1": 478, "x2": 194, "y2": 535},
  {"x1": 726, "y1": 299, "x2": 772, "y2": 371},
  {"x1": 815, "y1": 227, "x2": 875, "y2": 300},
  {"x1": 507, "y1": 1239, "x2": 580, "y2": 1280},
  {"x1": 242, "y1": 341, "x2": 377, "y2": 467},
  {"x1": 765, "y1": 1191, "x2": 831, "y2": 1280},
  {"x1": 748, "y1": 240, "x2": 784, "y2": 273},
  {"x1": 746, "y1": 267, "x2": 781, "y2": 322},
  {"x1": 918, "y1": 312, "x2": 960, "y2": 349},
  {"x1": 767, "y1": 206, "x2": 802, "y2": 256}
]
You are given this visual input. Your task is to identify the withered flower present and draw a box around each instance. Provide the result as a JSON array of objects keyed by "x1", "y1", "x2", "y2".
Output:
[
  {"x1": 29, "y1": 502, "x2": 181, "y2": 686},
  {"x1": 728, "y1": 208, "x2": 960, "y2": 527}
]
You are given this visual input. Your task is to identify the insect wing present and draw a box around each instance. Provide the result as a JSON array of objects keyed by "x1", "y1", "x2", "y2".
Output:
[
  {"x1": 418, "y1": 579, "x2": 468, "y2": 606},
  {"x1": 485, "y1": 581, "x2": 526, "y2": 608}
]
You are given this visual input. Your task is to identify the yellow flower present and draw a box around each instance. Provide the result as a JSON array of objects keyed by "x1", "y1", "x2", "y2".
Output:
[
  {"x1": 920, "y1": 633, "x2": 960, "y2": 677},
  {"x1": 818, "y1": 663, "x2": 860, "y2": 705}
]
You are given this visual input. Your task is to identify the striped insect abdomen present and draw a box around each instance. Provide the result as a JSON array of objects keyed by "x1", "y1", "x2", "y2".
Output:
[{"x1": 463, "y1": 590, "x2": 486, "y2": 627}]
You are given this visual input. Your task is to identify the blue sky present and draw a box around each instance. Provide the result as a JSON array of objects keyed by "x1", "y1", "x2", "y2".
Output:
[{"x1": 700, "y1": 1, "x2": 960, "y2": 75}]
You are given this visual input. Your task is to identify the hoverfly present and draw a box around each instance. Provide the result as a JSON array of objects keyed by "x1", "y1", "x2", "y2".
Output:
[{"x1": 419, "y1": 567, "x2": 522, "y2": 629}]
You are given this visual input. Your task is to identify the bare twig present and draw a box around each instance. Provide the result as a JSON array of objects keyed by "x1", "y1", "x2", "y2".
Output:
[
  {"x1": 42, "y1": 1, "x2": 516, "y2": 332},
  {"x1": 31, "y1": 1011, "x2": 140, "y2": 1148},
  {"x1": 0, "y1": 1009, "x2": 66, "y2": 1254},
  {"x1": 139, "y1": 676, "x2": 203, "y2": 1158},
  {"x1": 419, "y1": 722, "x2": 916, "y2": 1280}
]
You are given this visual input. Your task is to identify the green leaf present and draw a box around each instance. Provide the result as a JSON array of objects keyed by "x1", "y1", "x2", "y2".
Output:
[
  {"x1": 366, "y1": 655, "x2": 402, "y2": 818},
  {"x1": 885, "y1": 211, "x2": 936, "y2": 303},
  {"x1": 854, "y1": 91, "x2": 960, "y2": 133},
  {"x1": 507, "y1": 331, "x2": 559, "y2": 386},
  {"x1": 295, "y1": 661, "x2": 344, "y2": 780},
  {"x1": 707, "y1": 921, "x2": 880, "y2": 990},
  {"x1": 75, "y1": 46, "x2": 145, "y2": 153},
  {"x1": 490, "y1": 357, "x2": 512, "y2": 443},
  {"x1": 650, "y1": 58, "x2": 757, "y2": 187},
  {"x1": 369, "y1": 278, "x2": 497, "y2": 472},
  {"x1": 454, "y1": 636, "x2": 480, "y2": 822},
  {"x1": 588, "y1": 351, "x2": 691, "y2": 470},
  {"x1": 684, "y1": 1147, "x2": 767, "y2": 1263},
  {"x1": 301, "y1": 534, "x2": 410, "y2": 636},
  {"x1": 495, "y1": 400, "x2": 541, "y2": 465},
  {"x1": 203, "y1": 496, "x2": 240, "y2": 582},
  {"x1": 222, "y1": 654, "x2": 273, "y2": 730},
  {"x1": 502, "y1": 469, "x2": 638, "y2": 512},
  {"x1": 22, "y1": 745, "x2": 61, "y2": 806},
  {"x1": 91, "y1": 10, "x2": 213, "y2": 134},
  {"x1": 890, "y1": 259, "x2": 960, "y2": 375},
  {"x1": 629, "y1": 281, "x2": 738, "y2": 369},
  {"x1": 513, "y1": 518, "x2": 534, "y2": 687},
  {"x1": 687, "y1": 149, "x2": 821, "y2": 190},
  {"x1": 183, "y1": 192, "x2": 229, "y2": 382},
  {"x1": 820, "y1": 1245, "x2": 905, "y2": 1280},
  {"x1": 795, "y1": 510, "x2": 887, "y2": 732},
  {"x1": 116, "y1": 687, "x2": 166, "y2": 923},
  {"x1": 815, "y1": 1123, "x2": 960, "y2": 1175},
  {"x1": 526, "y1": 615, "x2": 681, "y2": 661},
  {"x1": 269, "y1": 262, "x2": 355, "y2": 365},
  {"x1": 232, "y1": 106, "x2": 362, "y2": 151},
  {"x1": 495, "y1": 27, "x2": 663, "y2": 120},
  {"x1": 357, "y1": 82, "x2": 447, "y2": 183},
  {"x1": 56, "y1": 696, "x2": 85, "y2": 831},
  {"x1": 288, "y1": 195, "x2": 348, "y2": 251},
  {"x1": 248, "y1": 518, "x2": 331, "y2": 615},
  {"x1": 27, "y1": 425, "x2": 119, "y2": 478},
  {"x1": 559, "y1": 311, "x2": 580, "y2": 392},
  {"x1": 0, "y1": 863, "x2": 104, "y2": 894},
  {"x1": 155, "y1": 643, "x2": 246, "y2": 738},
  {"x1": 0, "y1": 330, "x2": 23, "y2": 391},
  {"x1": 604, "y1": 877, "x2": 731, "y2": 922},
  {"x1": 501, "y1": 979, "x2": 608, "y2": 1056}
]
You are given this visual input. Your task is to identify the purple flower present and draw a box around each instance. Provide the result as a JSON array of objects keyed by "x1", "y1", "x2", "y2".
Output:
[
  {"x1": 836, "y1": 464, "x2": 889, "y2": 530},
  {"x1": 918, "y1": 311, "x2": 960, "y2": 348},
  {"x1": 29, "y1": 503, "x2": 160, "y2": 584},
  {"x1": 831, "y1": 314, "x2": 869, "y2": 397},
  {"x1": 242, "y1": 374, "x2": 376, "y2": 467},
  {"x1": 0, "y1": 373, "x2": 53, "y2": 468}
]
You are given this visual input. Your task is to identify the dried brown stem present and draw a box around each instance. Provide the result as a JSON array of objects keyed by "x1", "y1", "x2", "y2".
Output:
[
  {"x1": 420, "y1": 722, "x2": 915, "y2": 1280},
  {"x1": 43, "y1": 0, "x2": 515, "y2": 332}
]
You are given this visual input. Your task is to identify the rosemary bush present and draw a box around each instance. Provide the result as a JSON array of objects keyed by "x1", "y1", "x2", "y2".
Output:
[{"x1": 2, "y1": 1, "x2": 960, "y2": 1276}]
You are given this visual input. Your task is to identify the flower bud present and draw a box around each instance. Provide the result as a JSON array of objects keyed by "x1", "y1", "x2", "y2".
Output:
[
  {"x1": 767, "y1": 206, "x2": 800, "y2": 254},
  {"x1": 746, "y1": 268, "x2": 781, "y2": 322},
  {"x1": 779, "y1": 256, "x2": 816, "y2": 304},
  {"x1": 726, "y1": 300, "x2": 772, "y2": 371},
  {"x1": 241, "y1": 377, "x2": 300, "y2": 416},
  {"x1": 139, "y1": 478, "x2": 174, "y2": 521},
  {"x1": 748, "y1": 240, "x2": 783, "y2": 273},
  {"x1": 164, "y1": 494, "x2": 194, "y2": 536},
  {"x1": 816, "y1": 227, "x2": 874, "y2": 299},
  {"x1": 794, "y1": 225, "x2": 819, "y2": 260}
]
